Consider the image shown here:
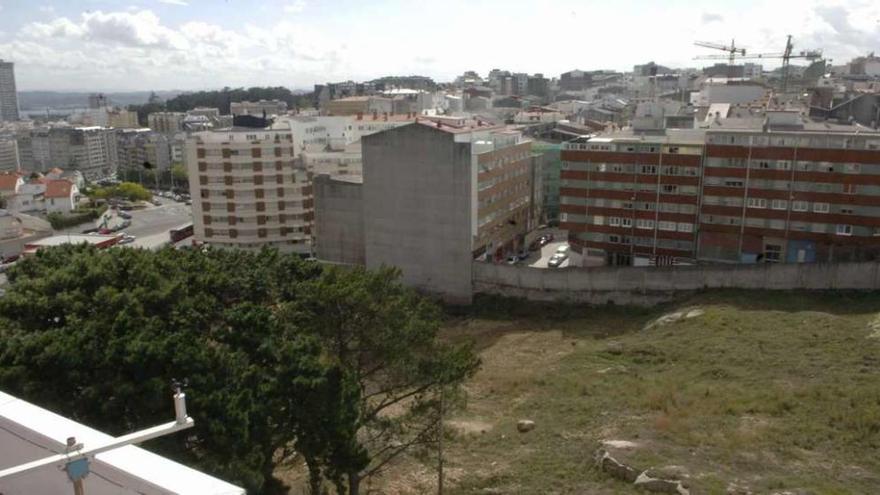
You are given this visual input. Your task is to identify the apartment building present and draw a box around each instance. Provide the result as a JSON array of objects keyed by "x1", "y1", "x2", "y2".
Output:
[
  {"x1": 700, "y1": 111, "x2": 880, "y2": 263},
  {"x1": 24, "y1": 126, "x2": 118, "y2": 179},
  {"x1": 0, "y1": 60, "x2": 19, "y2": 122},
  {"x1": 559, "y1": 111, "x2": 880, "y2": 265},
  {"x1": 314, "y1": 118, "x2": 536, "y2": 302},
  {"x1": 107, "y1": 108, "x2": 140, "y2": 129},
  {"x1": 560, "y1": 130, "x2": 704, "y2": 265},
  {"x1": 185, "y1": 128, "x2": 313, "y2": 255},
  {"x1": 230, "y1": 99, "x2": 288, "y2": 117},
  {"x1": 148, "y1": 112, "x2": 186, "y2": 134},
  {"x1": 117, "y1": 129, "x2": 171, "y2": 172},
  {"x1": 0, "y1": 136, "x2": 20, "y2": 172}
]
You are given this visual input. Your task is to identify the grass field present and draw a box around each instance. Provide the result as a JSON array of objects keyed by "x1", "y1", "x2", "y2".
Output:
[{"x1": 353, "y1": 290, "x2": 880, "y2": 495}]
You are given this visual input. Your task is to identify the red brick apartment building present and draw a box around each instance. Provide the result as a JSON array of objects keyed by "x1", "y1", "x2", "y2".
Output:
[{"x1": 560, "y1": 111, "x2": 880, "y2": 265}]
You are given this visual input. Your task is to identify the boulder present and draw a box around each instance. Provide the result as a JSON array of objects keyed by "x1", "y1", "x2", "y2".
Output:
[
  {"x1": 516, "y1": 419, "x2": 535, "y2": 433},
  {"x1": 634, "y1": 471, "x2": 689, "y2": 494},
  {"x1": 597, "y1": 450, "x2": 639, "y2": 483}
]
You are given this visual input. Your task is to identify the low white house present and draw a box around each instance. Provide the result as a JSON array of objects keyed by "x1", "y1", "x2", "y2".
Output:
[{"x1": 44, "y1": 179, "x2": 79, "y2": 214}]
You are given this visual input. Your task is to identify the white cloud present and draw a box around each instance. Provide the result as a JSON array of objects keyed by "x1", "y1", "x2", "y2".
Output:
[
  {"x1": 283, "y1": 0, "x2": 306, "y2": 14},
  {"x1": 701, "y1": 12, "x2": 723, "y2": 24},
  {"x1": 4, "y1": 0, "x2": 880, "y2": 91},
  {"x1": 158, "y1": 0, "x2": 189, "y2": 5}
]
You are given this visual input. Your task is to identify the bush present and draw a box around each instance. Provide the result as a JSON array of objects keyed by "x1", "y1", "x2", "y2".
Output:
[{"x1": 47, "y1": 205, "x2": 108, "y2": 230}]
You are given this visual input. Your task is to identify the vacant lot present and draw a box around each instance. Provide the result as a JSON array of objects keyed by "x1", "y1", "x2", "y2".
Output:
[{"x1": 283, "y1": 290, "x2": 880, "y2": 494}]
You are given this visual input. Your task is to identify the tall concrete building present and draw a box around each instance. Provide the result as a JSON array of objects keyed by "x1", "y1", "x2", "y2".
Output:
[
  {"x1": 0, "y1": 137, "x2": 20, "y2": 172},
  {"x1": 315, "y1": 118, "x2": 537, "y2": 302},
  {"x1": 117, "y1": 129, "x2": 171, "y2": 173},
  {"x1": 26, "y1": 126, "x2": 118, "y2": 178},
  {"x1": 230, "y1": 100, "x2": 288, "y2": 117},
  {"x1": 560, "y1": 111, "x2": 880, "y2": 266},
  {"x1": 186, "y1": 128, "x2": 313, "y2": 255},
  {"x1": 0, "y1": 60, "x2": 20, "y2": 122},
  {"x1": 148, "y1": 112, "x2": 186, "y2": 135}
]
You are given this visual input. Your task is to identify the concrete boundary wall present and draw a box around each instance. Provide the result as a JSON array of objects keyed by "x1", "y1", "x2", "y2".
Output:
[{"x1": 472, "y1": 261, "x2": 880, "y2": 305}]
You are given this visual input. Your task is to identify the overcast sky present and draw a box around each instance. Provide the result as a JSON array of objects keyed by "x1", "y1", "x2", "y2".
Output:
[{"x1": 0, "y1": 0, "x2": 878, "y2": 92}]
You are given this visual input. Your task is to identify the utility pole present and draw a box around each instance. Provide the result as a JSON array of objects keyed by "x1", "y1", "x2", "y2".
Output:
[{"x1": 437, "y1": 386, "x2": 444, "y2": 495}]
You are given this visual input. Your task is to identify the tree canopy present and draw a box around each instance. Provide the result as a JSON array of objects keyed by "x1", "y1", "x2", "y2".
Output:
[
  {"x1": 129, "y1": 87, "x2": 314, "y2": 123},
  {"x1": 89, "y1": 181, "x2": 152, "y2": 202},
  {"x1": 0, "y1": 245, "x2": 478, "y2": 494}
]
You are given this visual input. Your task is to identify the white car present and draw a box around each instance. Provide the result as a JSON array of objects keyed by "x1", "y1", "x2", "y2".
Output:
[{"x1": 555, "y1": 244, "x2": 570, "y2": 255}]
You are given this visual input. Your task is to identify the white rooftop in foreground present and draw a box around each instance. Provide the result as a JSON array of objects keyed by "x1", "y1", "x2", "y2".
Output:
[{"x1": 0, "y1": 390, "x2": 245, "y2": 495}]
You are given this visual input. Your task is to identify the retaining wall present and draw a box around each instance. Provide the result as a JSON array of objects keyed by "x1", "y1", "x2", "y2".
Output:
[{"x1": 472, "y1": 261, "x2": 880, "y2": 305}]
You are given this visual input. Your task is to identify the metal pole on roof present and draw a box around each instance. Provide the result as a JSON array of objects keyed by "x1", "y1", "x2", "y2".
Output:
[{"x1": 0, "y1": 385, "x2": 194, "y2": 494}]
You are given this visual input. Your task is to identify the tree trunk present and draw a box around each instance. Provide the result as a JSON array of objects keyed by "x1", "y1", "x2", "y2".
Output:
[
  {"x1": 347, "y1": 471, "x2": 360, "y2": 495},
  {"x1": 305, "y1": 455, "x2": 322, "y2": 495}
]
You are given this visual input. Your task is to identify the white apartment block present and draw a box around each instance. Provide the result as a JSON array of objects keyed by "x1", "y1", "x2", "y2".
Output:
[
  {"x1": 186, "y1": 129, "x2": 313, "y2": 255},
  {"x1": 28, "y1": 126, "x2": 118, "y2": 179},
  {"x1": 276, "y1": 114, "x2": 417, "y2": 155},
  {"x1": 230, "y1": 100, "x2": 288, "y2": 117},
  {"x1": 148, "y1": 112, "x2": 186, "y2": 134},
  {"x1": 0, "y1": 60, "x2": 19, "y2": 122},
  {"x1": 0, "y1": 137, "x2": 20, "y2": 172}
]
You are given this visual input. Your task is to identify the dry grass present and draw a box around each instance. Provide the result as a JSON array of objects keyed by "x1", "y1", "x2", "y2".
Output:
[{"x1": 284, "y1": 290, "x2": 880, "y2": 494}]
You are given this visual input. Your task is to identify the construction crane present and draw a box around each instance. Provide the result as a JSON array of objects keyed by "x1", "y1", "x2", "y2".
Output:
[
  {"x1": 694, "y1": 39, "x2": 746, "y2": 78},
  {"x1": 695, "y1": 35, "x2": 823, "y2": 91}
]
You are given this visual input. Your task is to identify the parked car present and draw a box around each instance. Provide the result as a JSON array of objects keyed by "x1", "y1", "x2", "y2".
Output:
[
  {"x1": 555, "y1": 244, "x2": 570, "y2": 255},
  {"x1": 98, "y1": 228, "x2": 112, "y2": 235},
  {"x1": 548, "y1": 253, "x2": 568, "y2": 268},
  {"x1": 530, "y1": 234, "x2": 554, "y2": 251},
  {"x1": 81, "y1": 227, "x2": 99, "y2": 234},
  {"x1": 2, "y1": 254, "x2": 20, "y2": 264},
  {"x1": 151, "y1": 199, "x2": 162, "y2": 206},
  {"x1": 185, "y1": 199, "x2": 192, "y2": 206},
  {"x1": 506, "y1": 255, "x2": 519, "y2": 265},
  {"x1": 517, "y1": 250, "x2": 529, "y2": 261},
  {"x1": 118, "y1": 236, "x2": 135, "y2": 245},
  {"x1": 118, "y1": 211, "x2": 132, "y2": 220}
]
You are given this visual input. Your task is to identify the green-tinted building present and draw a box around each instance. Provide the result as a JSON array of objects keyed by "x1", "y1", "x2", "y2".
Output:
[{"x1": 532, "y1": 141, "x2": 562, "y2": 223}]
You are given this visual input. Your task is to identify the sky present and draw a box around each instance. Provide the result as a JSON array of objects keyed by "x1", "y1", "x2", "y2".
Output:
[{"x1": 0, "y1": 0, "x2": 878, "y2": 92}]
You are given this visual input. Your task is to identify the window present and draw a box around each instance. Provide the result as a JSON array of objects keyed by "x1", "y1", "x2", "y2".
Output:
[
  {"x1": 769, "y1": 219, "x2": 785, "y2": 230},
  {"x1": 757, "y1": 160, "x2": 771, "y2": 169},
  {"x1": 724, "y1": 180, "x2": 744, "y2": 188},
  {"x1": 771, "y1": 199, "x2": 788, "y2": 210},
  {"x1": 764, "y1": 244, "x2": 783, "y2": 263},
  {"x1": 636, "y1": 219, "x2": 654, "y2": 230},
  {"x1": 640, "y1": 165, "x2": 657, "y2": 174},
  {"x1": 593, "y1": 215, "x2": 604, "y2": 225},
  {"x1": 811, "y1": 223, "x2": 826, "y2": 233},
  {"x1": 840, "y1": 208, "x2": 854, "y2": 215},
  {"x1": 659, "y1": 221, "x2": 677, "y2": 231},
  {"x1": 796, "y1": 161, "x2": 811, "y2": 171},
  {"x1": 661, "y1": 184, "x2": 678, "y2": 194},
  {"x1": 609, "y1": 217, "x2": 621, "y2": 227},
  {"x1": 813, "y1": 202, "x2": 830, "y2": 213},
  {"x1": 747, "y1": 197, "x2": 767, "y2": 209},
  {"x1": 621, "y1": 218, "x2": 633, "y2": 228},
  {"x1": 844, "y1": 163, "x2": 860, "y2": 174},
  {"x1": 792, "y1": 200, "x2": 808, "y2": 212},
  {"x1": 836, "y1": 224, "x2": 853, "y2": 236},
  {"x1": 677, "y1": 223, "x2": 694, "y2": 233},
  {"x1": 608, "y1": 234, "x2": 620, "y2": 243},
  {"x1": 776, "y1": 160, "x2": 791, "y2": 171},
  {"x1": 842, "y1": 183, "x2": 857, "y2": 194}
]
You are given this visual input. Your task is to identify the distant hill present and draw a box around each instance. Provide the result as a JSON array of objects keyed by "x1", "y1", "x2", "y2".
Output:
[{"x1": 17, "y1": 91, "x2": 184, "y2": 110}]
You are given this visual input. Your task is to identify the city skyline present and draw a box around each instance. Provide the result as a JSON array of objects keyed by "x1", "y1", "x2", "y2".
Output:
[{"x1": 0, "y1": 0, "x2": 878, "y2": 92}]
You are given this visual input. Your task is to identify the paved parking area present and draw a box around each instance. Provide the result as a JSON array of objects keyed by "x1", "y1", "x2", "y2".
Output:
[{"x1": 529, "y1": 241, "x2": 580, "y2": 268}]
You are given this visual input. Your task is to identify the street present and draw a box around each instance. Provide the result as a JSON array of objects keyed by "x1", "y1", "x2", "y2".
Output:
[{"x1": 114, "y1": 198, "x2": 192, "y2": 249}]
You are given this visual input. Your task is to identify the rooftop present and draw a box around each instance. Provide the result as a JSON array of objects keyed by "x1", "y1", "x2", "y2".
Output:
[
  {"x1": 0, "y1": 390, "x2": 245, "y2": 495},
  {"x1": 44, "y1": 179, "x2": 74, "y2": 198}
]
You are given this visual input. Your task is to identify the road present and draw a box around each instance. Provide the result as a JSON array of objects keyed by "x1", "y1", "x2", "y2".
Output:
[{"x1": 118, "y1": 199, "x2": 192, "y2": 249}]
